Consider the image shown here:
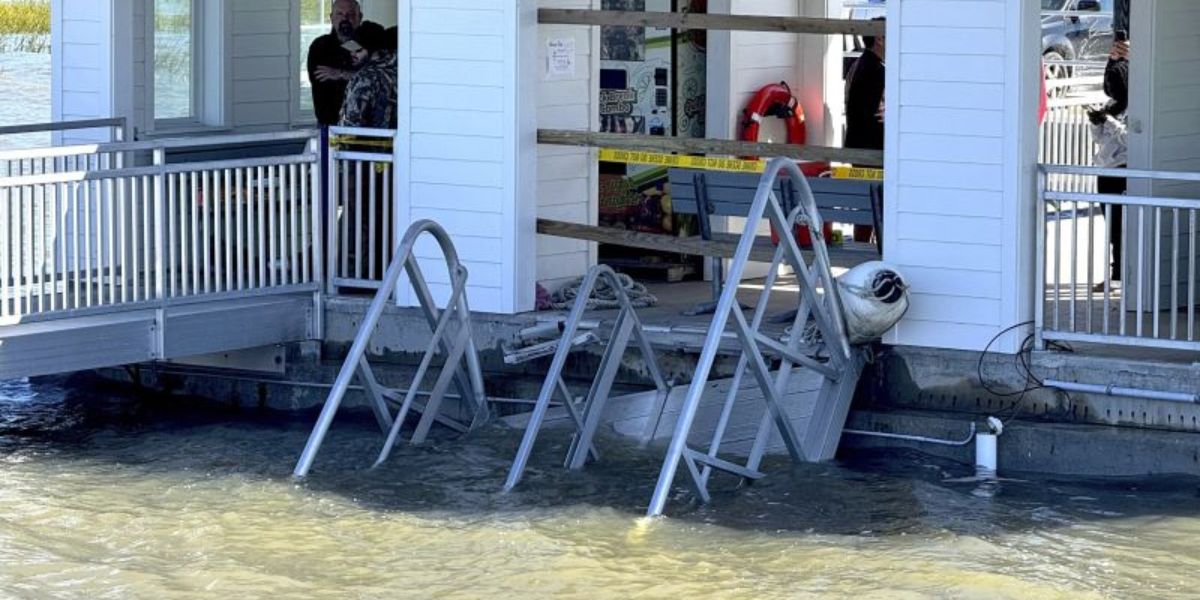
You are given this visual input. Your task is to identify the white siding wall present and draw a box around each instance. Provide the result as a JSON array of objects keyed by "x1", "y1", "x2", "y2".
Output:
[
  {"x1": 230, "y1": 0, "x2": 293, "y2": 132},
  {"x1": 537, "y1": 0, "x2": 599, "y2": 292},
  {"x1": 883, "y1": 0, "x2": 1038, "y2": 353},
  {"x1": 395, "y1": 0, "x2": 538, "y2": 314},
  {"x1": 51, "y1": 0, "x2": 122, "y2": 145}
]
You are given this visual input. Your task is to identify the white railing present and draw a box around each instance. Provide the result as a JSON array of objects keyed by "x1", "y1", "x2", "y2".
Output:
[
  {"x1": 0, "y1": 118, "x2": 129, "y2": 177},
  {"x1": 326, "y1": 126, "x2": 396, "y2": 292},
  {"x1": 1037, "y1": 165, "x2": 1200, "y2": 351},
  {"x1": 0, "y1": 131, "x2": 322, "y2": 322},
  {"x1": 1039, "y1": 93, "x2": 1106, "y2": 195}
]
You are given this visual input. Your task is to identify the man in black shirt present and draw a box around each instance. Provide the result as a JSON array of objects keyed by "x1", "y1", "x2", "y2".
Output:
[
  {"x1": 307, "y1": 0, "x2": 363, "y2": 126},
  {"x1": 844, "y1": 18, "x2": 885, "y2": 151}
]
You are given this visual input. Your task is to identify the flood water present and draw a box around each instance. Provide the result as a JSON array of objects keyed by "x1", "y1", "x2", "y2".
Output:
[
  {"x1": 0, "y1": 377, "x2": 1198, "y2": 599},
  {"x1": 0, "y1": 48, "x2": 51, "y2": 150}
]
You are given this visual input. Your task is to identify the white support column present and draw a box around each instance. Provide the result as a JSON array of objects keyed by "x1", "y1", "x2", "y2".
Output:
[
  {"x1": 882, "y1": 0, "x2": 1040, "y2": 353},
  {"x1": 394, "y1": 0, "x2": 538, "y2": 314}
]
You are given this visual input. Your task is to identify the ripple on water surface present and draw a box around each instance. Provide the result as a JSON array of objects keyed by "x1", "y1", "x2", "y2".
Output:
[{"x1": 0, "y1": 378, "x2": 1199, "y2": 599}]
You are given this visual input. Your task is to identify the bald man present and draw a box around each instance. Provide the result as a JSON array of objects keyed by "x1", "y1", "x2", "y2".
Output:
[{"x1": 307, "y1": 0, "x2": 363, "y2": 125}]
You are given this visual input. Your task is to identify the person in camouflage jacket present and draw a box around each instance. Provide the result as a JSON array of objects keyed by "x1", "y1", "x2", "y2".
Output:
[{"x1": 338, "y1": 22, "x2": 397, "y2": 129}]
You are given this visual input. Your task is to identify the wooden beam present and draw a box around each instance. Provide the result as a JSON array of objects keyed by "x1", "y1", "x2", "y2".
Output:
[
  {"x1": 538, "y1": 9, "x2": 885, "y2": 37},
  {"x1": 537, "y1": 130, "x2": 884, "y2": 167},
  {"x1": 537, "y1": 218, "x2": 777, "y2": 262}
]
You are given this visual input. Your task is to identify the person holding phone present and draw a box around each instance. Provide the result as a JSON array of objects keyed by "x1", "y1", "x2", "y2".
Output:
[{"x1": 1089, "y1": 30, "x2": 1129, "y2": 290}]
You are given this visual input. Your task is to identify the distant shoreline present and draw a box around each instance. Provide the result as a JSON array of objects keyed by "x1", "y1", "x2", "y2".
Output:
[{"x1": 0, "y1": 0, "x2": 49, "y2": 51}]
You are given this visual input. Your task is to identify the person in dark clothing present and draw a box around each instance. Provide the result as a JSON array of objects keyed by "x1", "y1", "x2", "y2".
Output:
[
  {"x1": 844, "y1": 18, "x2": 885, "y2": 243},
  {"x1": 339, "y1": 22, "x2": 397, "y2": 129},
  {"x1": 844, "y1": 18, "x2": 886, "y2": 152},
  {"x1": 307, "y1": 0, "x2": 363, "y2": 126},
  {"x1": 1090, "y1": 34, "x2": 1130, "y2": 288}
]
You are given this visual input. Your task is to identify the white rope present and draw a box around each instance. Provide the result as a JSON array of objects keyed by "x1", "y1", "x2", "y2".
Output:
[{"x1": 550, "y1": 273, "x2": 658, "y2": 311}]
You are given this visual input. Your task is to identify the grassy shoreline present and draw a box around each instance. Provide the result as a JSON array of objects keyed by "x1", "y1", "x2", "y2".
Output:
[
  {"x1": 0, "y1": 0, "x2": 49, "y2": 52},
  {"x1": 0, "y1": 1, "x2": 49, "y2": 36}
]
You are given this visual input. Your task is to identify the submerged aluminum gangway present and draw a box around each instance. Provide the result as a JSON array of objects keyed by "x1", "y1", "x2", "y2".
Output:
[
  {"x1": 293, "y1": 220, "x2": 489, "y2": 477},
  {"x1": 502, "y1": 158, "x2": 866, "y2": 516}
]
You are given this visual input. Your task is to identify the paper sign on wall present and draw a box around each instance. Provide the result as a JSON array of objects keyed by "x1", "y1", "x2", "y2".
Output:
[{"x1": 547, "y1": 38, "x2": 576, "y2": 78}]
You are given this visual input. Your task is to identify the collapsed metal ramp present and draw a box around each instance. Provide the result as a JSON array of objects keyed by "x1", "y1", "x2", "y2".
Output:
[
  {"x1": 503, "y1": 158, "x2": 866, "y2": 516},
  {"x1": 293, "y1": 220, "x2": 489, "y2": 477},
  {"x1": 646, "y1": 157, "x2": 864, "y2": 516}
]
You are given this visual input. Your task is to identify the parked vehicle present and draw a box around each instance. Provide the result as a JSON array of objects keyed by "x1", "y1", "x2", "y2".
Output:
[{"x1": 1042, "y1": 0, "x2": 1114, "y2": 83}]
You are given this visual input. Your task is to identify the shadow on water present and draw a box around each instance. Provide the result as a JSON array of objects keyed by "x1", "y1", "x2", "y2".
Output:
[{"x1": 4, "y1": 374, "x2": 1200, "y2": 538}]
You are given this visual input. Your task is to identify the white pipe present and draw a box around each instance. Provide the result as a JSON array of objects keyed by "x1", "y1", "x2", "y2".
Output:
[
  {"x1": 843, "y1": 422, "x2": 976, "y2": 447},
  {"x1": 975, "y1": 433, "x2": 998, "y2": 472},
  {"x1": 1044, "y1": 379, "x2": 1200, "y2": 404}
]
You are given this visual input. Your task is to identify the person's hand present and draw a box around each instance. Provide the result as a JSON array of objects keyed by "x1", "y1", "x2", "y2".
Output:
[
  {"x1": 1110, "y1": 40, "x2": 1129, "y2": 61},
  {"x1": 875, "y1": 99, "x2": 885, "y2": 123},
  {"x1": 314, "y1": 66, "x2": 350, "y2": 83}
]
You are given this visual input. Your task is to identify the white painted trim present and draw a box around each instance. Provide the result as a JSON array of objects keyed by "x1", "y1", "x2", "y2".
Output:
[
  {"x1": 513, "y1": 0, "x2": 539, "y2": 312},
  {"x1": 1001, "y1": 0, "x2": 1041, "y2": 353},
  {"x1": 393, "y1": 0, "x2": 413, "y2": 307},
  {"x1": 49, "y1": 0, "x2": 64, "y2": 145}
]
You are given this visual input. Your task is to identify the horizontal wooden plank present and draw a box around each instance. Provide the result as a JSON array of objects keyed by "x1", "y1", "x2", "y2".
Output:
[
  {"x1": 537, "y1": 219, "x2": 880, "y2": 266},
  {"x1": 538, "y1": 130, "x2": 883, "y2": 166},
  {"x1": 537, "y1": 9, "x2": 885, "y2": 36}
]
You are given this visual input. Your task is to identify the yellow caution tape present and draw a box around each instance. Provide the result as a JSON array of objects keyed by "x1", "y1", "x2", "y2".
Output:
[
  {"x1": 831, "y1": 166, "x2": 884, "y2": 181},
  {"x1": 599, "y1": 148, "x2": 766, "y2": 174},
  {"x1": 599, "y1": 148, "x2": 885, "y2": 180},
  {"x1": 330, "y1": 135, "x2": 394, "y2": 149}
]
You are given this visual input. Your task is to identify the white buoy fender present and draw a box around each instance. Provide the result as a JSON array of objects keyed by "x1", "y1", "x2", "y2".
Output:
[{"x1": 836, "y1": 261, "x2": 910, "y2": 345}]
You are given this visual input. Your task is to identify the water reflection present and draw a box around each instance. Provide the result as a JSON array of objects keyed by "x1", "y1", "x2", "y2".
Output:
[{"x1": 0, "y1": 376, "x2": 1198, "y2": 598}]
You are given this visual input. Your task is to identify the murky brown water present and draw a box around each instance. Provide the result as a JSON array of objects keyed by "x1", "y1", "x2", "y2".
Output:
[{"x1": 1, "y1": 377, "x2": 1198, "y2": 599}]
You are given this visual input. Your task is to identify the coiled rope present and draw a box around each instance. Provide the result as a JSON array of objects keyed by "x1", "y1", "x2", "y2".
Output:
[{"x1": 550, "y1": 273, "x2": 658, "y2": 311}]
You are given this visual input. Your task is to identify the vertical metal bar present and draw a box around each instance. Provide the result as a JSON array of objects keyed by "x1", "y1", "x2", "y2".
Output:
[
  {"x1": 1085, "y1": 200, "x2": 1094, "y2": 333},
  {"x1": 236, "y1": 167, "x2": 245, "y2": 290},
  {"x1": 269, "y1": 165, "x2": 278, "y2": 287},
  {"x1": 1136, "y1": 206, "x2": 1145, "y2": 338},
  {"x1": 383, "y1": 163, "x2": 392, "y2": 271},
  {"x1": 1191, "y1": 209, "x2": 1197, "y2": 342},
  {"x1": 248, "y1": 167, "x2": 257, "y2": 289},
  {"x1": 1120, "y1": 203, "x2": 1128, "y2": 336},
  {"x1": 257, "y1": 165, "x2": 266, "y2": 288},
  {"x1": 168, "y1": 172, "x2": 177, "y2": 298},
  {"x1": 131, "y1": 176, "x2": 141, "y2": 302},
  {"x1": 71, "y1": 180, "x2": 80, "y2": 309},
  {"x1": 1070, "y1": 197, "x2": 1078, "y2": 332},
  {"x1": 212, "y1": 171, "x2": 223, "y2": 293},
  {"x1": 203, "y1": 170, "x2": 213, "y2": 294},
  {"x1": 1102, "y1": 202, "x2": 1111, "y2": 335},
  {"x1": 190, "y1": 172, "x2": 200, "y2": 296},
  {"x1": 300, "y1": 162, "x2": 310, "y2": 282},
  {"x1": 368, "y1": 161, "x2": 377, "y2": 280},
  {"x1": 224, "y1": 168, "x2": 233, "y2": 292},
  {"x1": 49, "y1": 181, "x2": 59, "y2": 312},
  {"x1": 83, "y1": 178, "x2": 92, "y2": 308},
  {"x1": 34, "y1": 183, "x2": 44, "y2": 314},
  {"x1": 103, "y1": 176, "x2": 114, "y2": 305},
  {"x1": 354, "y1": 160, "x2": 364, "y2": 280},
  {"x1": 290, "y1": 163, "x2": 299, "y2": 285},
  {"x1": 339, "y1": 158, "x2": 348, "y2": 281},
  {"x1": 310, "y1": 136, "x2": 324, "y2": 290},
  {"x1": 1153, "y1": 207, "x2": 1162, "y2": 339},
  {"x1": 153, "y1": 151, "x2": 166, "y2": 303},
  {"x1": 1053, "y1": 199, "x2": 1061, "y2": 332},
  {"x1": 1172, "y1": 208, "x2": 1180, "y2": 340}
]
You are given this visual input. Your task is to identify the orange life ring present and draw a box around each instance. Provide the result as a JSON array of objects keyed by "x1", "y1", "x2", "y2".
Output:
[{"x1": 740, "y1": 82, "x2": 807, "y2": 151}]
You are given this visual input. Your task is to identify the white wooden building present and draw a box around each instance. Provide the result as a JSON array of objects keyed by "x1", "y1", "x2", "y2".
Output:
[{"x1": 42, "y1": 0, "x2": 1200, "y2": 356}]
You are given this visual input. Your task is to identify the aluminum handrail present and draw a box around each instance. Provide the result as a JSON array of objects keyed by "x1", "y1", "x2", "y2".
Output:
[
  {"x1": 1041, "y1": 164, "x2": 1200, "y2": 182},
  {"x1": 0, "y1": 153, "x2": 318, "y2": 188},
  {"x1": 0, "y1": 118, "x2": 125, "y2": 137}
]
